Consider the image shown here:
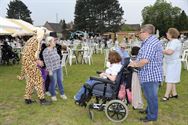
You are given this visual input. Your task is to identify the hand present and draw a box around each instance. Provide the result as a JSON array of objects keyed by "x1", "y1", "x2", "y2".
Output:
[
  {"x1": 17, "y1": 75, "x2": 24, "y2": 80},
  {"x1": 36, "y1": 60, "x2": 44, "y2": 67},
  {"x1": 128, "y1": 62, "x2": 136, "y2": 67},
  {"x1": 49, "y1": 71, "x2": 53, "y2": 76}
]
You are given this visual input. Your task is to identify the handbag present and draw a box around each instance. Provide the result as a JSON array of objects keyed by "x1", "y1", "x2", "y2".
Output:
[{"x1": 118, "y1": 84, "x2": 126, "y2": 100}]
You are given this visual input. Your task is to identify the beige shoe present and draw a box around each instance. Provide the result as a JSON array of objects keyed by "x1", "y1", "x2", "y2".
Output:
[
  {"x1": 60, "y1": 94, "x2": 67, "y2": 100},
  {"x1": 51, "y1": 96, "x2": 57, "y2": 101}
]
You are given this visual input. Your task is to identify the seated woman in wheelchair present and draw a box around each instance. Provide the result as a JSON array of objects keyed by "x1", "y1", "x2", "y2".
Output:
[{"x1": 74, "y1": 50, "x2": 122, "y2": 102}]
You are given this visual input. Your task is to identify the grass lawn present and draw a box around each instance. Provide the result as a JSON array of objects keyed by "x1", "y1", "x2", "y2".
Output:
[{"x1": 0, "y1": 53, "x2": 188, "y2": 125}]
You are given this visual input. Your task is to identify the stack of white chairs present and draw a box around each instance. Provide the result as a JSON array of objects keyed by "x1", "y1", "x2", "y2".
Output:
[{"x1": 181, "y1": 49, "x2": 188, "y2": 70}]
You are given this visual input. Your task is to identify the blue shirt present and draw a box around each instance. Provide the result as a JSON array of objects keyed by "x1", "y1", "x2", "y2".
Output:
[
  {"x1": 115, "y1": 47, "x2": 129, "y2": 65},
  {"x1": 137, "y1": 35, "x2": 163, "y2": 83}
]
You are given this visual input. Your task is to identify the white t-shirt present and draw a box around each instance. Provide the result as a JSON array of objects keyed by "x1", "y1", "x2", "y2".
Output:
[{"x1": 105, "y1": 63, "x2": 122, "y2": 75}]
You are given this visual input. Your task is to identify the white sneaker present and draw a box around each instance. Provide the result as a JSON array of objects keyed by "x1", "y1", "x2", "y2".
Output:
[
  {"x1": 51, "y1": 96, "x2": 57, "y2": 101},
  {"x1": 60, "y1": 94, "x2": 67, "y2": 100},
  {"x1": 45, "y1": 91, "x2": 51, "y2": 96},
  {"x1": 74, "y1": 96, "x2": 78, "y2": 101}
]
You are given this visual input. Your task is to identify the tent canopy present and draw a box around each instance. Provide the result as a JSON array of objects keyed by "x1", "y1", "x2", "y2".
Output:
[{"x1": 0, "y1": 17, "x2": 36, "y2": 36}]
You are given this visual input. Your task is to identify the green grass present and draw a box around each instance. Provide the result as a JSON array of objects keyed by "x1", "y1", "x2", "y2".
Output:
[{"x1": 0, "y1": 54, "x2": 188, "y2": 125}]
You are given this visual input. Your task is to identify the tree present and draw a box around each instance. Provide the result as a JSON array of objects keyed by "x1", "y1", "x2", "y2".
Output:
[
  {"x1": 60, "y1": 19, "x2": 69, "y2": 39},
  {"x1": 74, "y1": 0, "x2": 124, "y2": 33},
  {"x1": 60, "y1": 19, "x2": 67, "y2": 31},
  {"x1": 177, "y1": 11, "x2": 188, "y2": 31},
  {"x1": 142, "y1": 0, "x2": 182, "y2": 36},
  {"x1": 6, "y1": 0, "x2": 33, "y2": 24}
]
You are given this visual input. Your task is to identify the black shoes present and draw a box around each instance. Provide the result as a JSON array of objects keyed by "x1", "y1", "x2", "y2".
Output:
[
  {"x1": 170, "y1": 95, "x2": 178, "y2": 99},
  {"x1": 25, "y1": 99, "x2": 51, "y2": 105},
  {"x1": 40, "y1": 99, "x2": 52, "y2": 105},
  {"x1": 140, "y1": 117, "x2": 156, "y2": 122},
  {"x1": 139, "y1": 109, "x2": 147, "y2": 114},
  {"x1": 25, "y1": 99, "x2": 36, "y2": 104},
  {"x1": 162, "y1": 96, "x2": 169, "y2": 101}
]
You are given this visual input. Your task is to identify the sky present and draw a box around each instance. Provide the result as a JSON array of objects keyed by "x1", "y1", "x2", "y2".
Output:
[{"x1": 0, "y1": 0, "x2": 188, "y2": 26}]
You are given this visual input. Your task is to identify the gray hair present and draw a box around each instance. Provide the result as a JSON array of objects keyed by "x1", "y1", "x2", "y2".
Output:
[
  {"x1": 45, "y1": 36, "x2": 54, "y2": 46},
  {"x1": 141, "y1": 24, "x2": 155, "y2": 34}
]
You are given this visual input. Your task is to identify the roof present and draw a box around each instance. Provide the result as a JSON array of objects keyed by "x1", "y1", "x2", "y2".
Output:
[
  {"x1": 124, "y1": 24, "x2": 140, "y2": 31},
  {"x1": 44, "y1": 22, "x2": 62, "y2": 33}
]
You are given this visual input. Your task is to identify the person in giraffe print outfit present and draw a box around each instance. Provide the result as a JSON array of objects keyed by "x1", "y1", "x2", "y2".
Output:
[{"x1": 17, "y1": 28, "x2": 51, "y2": 105}]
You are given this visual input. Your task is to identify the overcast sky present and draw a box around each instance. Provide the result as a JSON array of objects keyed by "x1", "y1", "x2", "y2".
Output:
[{"x1": 0, "y1": 0, "x2": 188, "y2": 26}]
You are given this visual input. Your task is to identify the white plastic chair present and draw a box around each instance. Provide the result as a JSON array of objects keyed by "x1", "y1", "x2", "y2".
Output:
[
  {"x1": 95, "y1": 43, "x2": 103, "y2": 54},
  {"x1": 67, "y1": 47, "x2": 77, "y2": 66},
  {"x1": 61, "y1": 53, "x2": 68, "y2": 75},
  {"x1": 83, "y1": 48, "x2": 93, "y2": 65},
  {"x1": 104, "y1": 49, "x2": 110, "y2": 67},
  {"x1": 181, "y1": 49, "x2": 188, "y2": 70}
]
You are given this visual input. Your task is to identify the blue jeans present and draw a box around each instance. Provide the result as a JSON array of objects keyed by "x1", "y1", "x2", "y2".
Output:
[
  {"x1": 49, "y1": 68, "x2": 64, "y2": 96},
  {"x1": 75, "y1": 79, "x2": 94, "y2": 100},
  {"x1": 141, "y1": 82, "x2": 160, "y2": 120}
]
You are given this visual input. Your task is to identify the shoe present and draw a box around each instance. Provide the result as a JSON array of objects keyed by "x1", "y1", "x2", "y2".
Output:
[
  {"x1": 25, "y1": 99, "x2": 36, "y2": 104},
  {"x1": 138, "y1": 109, "x2": 147, "y2": 114},
  {"x1": 51, "y1": 96, "x2": 57, "y2": 101},
  {"x1": 74, "y1": 96, "x2": 78, "y2": 101},
  {"x1": 45, "y1": 91, "x2": 51, "y2": 96},
  {"x1": 170, "y1": 95, "x2": 178, "y2": 99},
  {"x1": 162, "y1": 96, "x2": 169, "y2": 101},
  {"x1": 140, "y1": 117, "x2": 156, "y2": 122},
  {"x1": 40, "y1": 99, "x2": 52, "y2": 105},
  {"x1": 60, "y1": 94, "x2": 67, "y2": 100}
]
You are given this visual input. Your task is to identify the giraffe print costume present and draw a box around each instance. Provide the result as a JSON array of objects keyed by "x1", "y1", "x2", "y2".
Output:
[{"x1": 20, "y1": 36, "x2": 45, "y2": 100}]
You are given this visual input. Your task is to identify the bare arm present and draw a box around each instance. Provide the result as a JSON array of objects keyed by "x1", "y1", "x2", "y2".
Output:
[{"x1": 163, "y1": 49, "x2": 174, "y2": 55}]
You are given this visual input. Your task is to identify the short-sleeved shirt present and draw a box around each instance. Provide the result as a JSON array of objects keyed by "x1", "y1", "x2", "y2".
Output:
[
  {"x1": 137, "y1": 35, "x2": 163, "y2": 83},
  {"x1": 164, "y1": 39, "x2": 182, "y2": 62},
  {"x1": 105, "y1": 63, "x2": 122, "y2": 75}
]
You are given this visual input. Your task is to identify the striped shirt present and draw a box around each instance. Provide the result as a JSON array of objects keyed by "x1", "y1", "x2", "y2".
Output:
[
  {"x1": 137, "y1": 35, "x2": 163, "y2": 83},
  {"x1": 43, "y1": 47, "x2": 61, "y2": 71}
]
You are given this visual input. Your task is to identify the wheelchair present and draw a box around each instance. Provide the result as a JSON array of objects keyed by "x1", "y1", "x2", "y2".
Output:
[{"x1": 77, "y1": 64, "x2": 133, "y2": 122}]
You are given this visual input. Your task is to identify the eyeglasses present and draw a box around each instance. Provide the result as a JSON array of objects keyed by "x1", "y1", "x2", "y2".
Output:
[{"x1": 139, "y1": 31, "x2": 144, "y2": 34}]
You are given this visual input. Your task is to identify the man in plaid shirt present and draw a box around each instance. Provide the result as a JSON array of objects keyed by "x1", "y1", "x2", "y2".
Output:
[{"x1": 129, "y1": 24, "x2": 163, "y2": 122}]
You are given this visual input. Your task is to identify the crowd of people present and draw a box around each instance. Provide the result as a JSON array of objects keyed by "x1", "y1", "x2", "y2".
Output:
[{"x1": 0, "y1": 23, "x2": 186, "y2": 123}]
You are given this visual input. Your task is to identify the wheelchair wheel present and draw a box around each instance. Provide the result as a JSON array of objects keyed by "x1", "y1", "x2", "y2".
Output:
[{"x1": 105, "y1": 100, "x2": 128, "y2": 122}]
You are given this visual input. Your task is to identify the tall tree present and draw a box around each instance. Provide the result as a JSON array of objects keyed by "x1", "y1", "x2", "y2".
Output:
[
  {"x1": 142, "y1": 0, "x2": 182, "y2": 36},
  {"x1": 6, "y1": 0, "x2": 33, "y2": 24},
  {"x1": 177, "y1": 11, "x2": 188, "y2": 31},
  {"x1": 74, "y1": 0, "x2": 124, "y2": 33}
]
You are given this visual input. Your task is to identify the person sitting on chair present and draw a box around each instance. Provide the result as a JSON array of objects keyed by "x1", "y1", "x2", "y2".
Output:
[
  {"x1": 74, "y1": 51, "x2": 122, "y2": 102},
  {"x1": 115, "y1": 42, "x2": 129, "y2": 65}
]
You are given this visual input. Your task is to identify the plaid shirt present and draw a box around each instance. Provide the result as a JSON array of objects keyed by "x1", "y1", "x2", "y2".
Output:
[
  {"x1": 137, "y1": 35, "x2": 163, "y2": 83},
  {"x1": 43, "y1": 47, "x2": 61, "y2": 71}
]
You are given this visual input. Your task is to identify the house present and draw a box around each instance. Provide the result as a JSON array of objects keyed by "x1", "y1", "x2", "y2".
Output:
[{"x1": 43, "y1": 21, "x2": 63, "y2": 38}]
